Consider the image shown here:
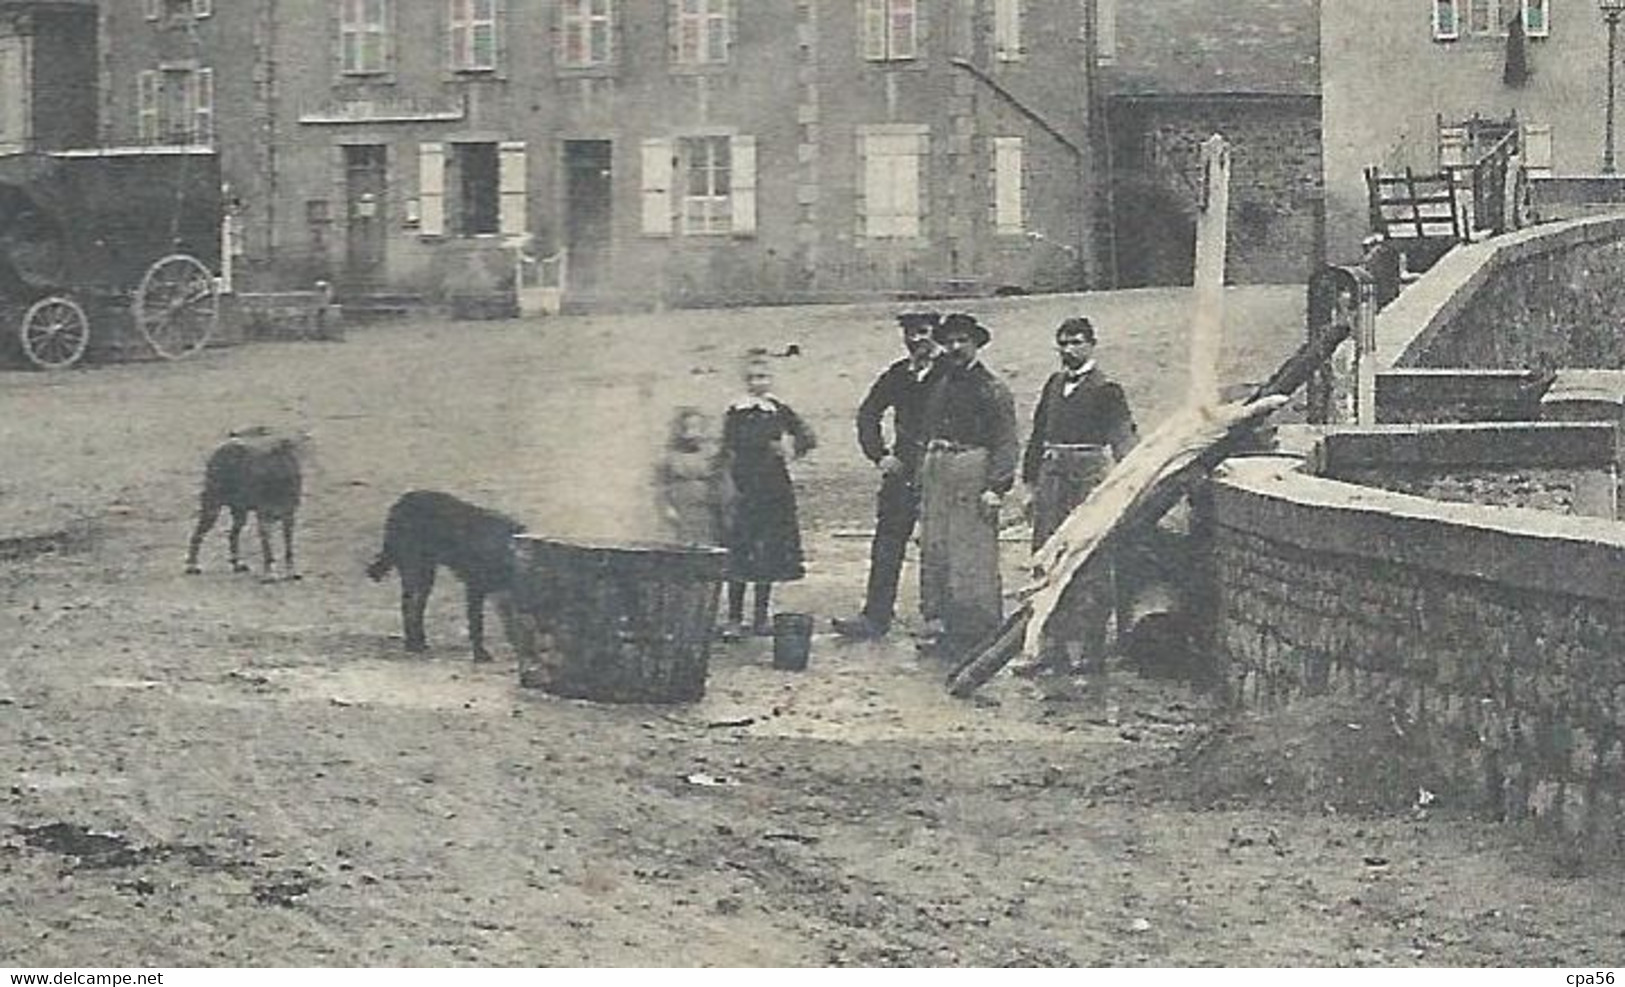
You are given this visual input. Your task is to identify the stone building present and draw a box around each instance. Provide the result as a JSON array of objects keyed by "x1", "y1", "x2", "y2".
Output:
[
  {"x1": 1320, "y1": 0, "x2": 1594, "y2": 265},
  {"x1": 91, "y1": 0, "x2": 1104, "y2": 309},
  {"x1": 0, "y1": 0, "x2": 97, "y2": 155},
  {"x1": 1099, "y1": 0, "x2": 1321, "y2": 286}
]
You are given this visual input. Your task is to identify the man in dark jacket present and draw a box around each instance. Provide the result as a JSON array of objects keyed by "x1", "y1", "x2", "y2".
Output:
[
  {"x1": 1017, "y1": 315, "x2": 1138, "y2": 675},
  {"x1": 833, "y1": 311, "x2": 941, "y2": 640},
  {"x1": 916, "y1": 312, "x2": 1019, "y2": 659}
]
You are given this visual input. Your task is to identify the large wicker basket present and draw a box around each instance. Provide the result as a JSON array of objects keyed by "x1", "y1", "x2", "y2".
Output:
[{"x1": 510, "y1": 535, "x2": 725, "y2": 703}]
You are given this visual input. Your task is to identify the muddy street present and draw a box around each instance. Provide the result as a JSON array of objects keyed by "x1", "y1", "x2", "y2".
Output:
[{"x1": 3, "y1": 292, "x2": 1622, "y2": 967}]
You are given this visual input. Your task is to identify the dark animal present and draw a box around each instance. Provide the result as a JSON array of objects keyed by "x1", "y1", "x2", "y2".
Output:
[
  {"x1": 366, "y1": 490, "x2": 526, "y2": 662},
  {"x1": 184, "y1": 428, "x2": 304, "y2": 580}
]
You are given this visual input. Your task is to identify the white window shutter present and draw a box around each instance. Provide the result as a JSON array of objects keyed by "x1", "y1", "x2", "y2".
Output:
[
  {"x1": 499, "y1": 140, "x2": 528, "y2": 236},
  {"x1": 419, "y1": 141, "x2": 446, "y2": 236},
  {"x1": 1523, "y1": 123, "x2": 1553, "y2": 176},
  {"x1": 863, "y1": 138, "x2": 891, "y2": 236},
  {"x1": 641, "y1": 137, "x2": 674, "y2": 236},
  {"x1": 994, "y1": 136, "x2": 1023, "y2": 234},
  {"x1": 894, "y1": 146, "x2": 920, "y2": 237},
  {"x1": 138, "y1": 71, "x2": 159, "y2": 143},
  {"x1": 862, "y1": 0, "x2": 887, "y2": 59},
  {"x1": 892, "y1": 0, "x2": 918, "y2": 59},
  {"x1": 995, "y1": 0, "x2": 1021, "y2": 60},
  {"x1": 193, "y1": 68, "x2": 214, "y2": 144},
  {"x1": 731, "y1": 134, "x2": 757, "y2": 236},
  {"x1": 1096, "y1": 0, "x2": 1117, "y2": 63}
]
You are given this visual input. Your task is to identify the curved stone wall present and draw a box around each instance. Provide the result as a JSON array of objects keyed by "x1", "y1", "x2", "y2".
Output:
[{"x1": 1210, "y1": 455, "x2": 1625, "y2": 850}]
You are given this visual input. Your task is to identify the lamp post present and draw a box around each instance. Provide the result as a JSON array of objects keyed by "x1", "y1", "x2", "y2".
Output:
[{"x1": 1604, "y1": 0, "x2": 1625, "y2": 172}]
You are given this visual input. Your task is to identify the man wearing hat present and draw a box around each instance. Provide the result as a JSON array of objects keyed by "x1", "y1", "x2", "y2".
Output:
[
  {"x1": 833, "y1": 311, "x2": 942, "y2": 640},
  {"x1": 1017, "y1": 315, "x2": 1138, "y2": 674},
  {"x1": 914, "y1": 312, "x2": 1019, "y2": 659}
]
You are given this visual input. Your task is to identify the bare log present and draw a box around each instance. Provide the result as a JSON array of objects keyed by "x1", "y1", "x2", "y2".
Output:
[{"x1": 945, "y1": 320, "x2": 1351, "y2": 698}]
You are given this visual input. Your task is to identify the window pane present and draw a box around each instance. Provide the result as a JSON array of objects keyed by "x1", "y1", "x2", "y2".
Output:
[
  {"x1": 473, "y1": 24, "x2": 495, "y2": 66},
  {"x1": 590, "y1": 21, "x2": 609, "y2": 62},
  {"x1": 707, "y1": 15, "x2": 726, "y2": 60},
  {"x1": 1525, "y1": 0, "x2": 1546, "y2": 33},
  {"x1": 474, "y1": 0, "x2": 493, "y2": 17}
]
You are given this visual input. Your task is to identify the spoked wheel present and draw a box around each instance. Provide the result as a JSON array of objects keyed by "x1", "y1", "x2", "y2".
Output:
[
  {"x1": 17, "y1": 295, "x2": 91, "y2": 370},
  {"x1": 134, "y1": 253, "x2": 220, "y2": 360}
]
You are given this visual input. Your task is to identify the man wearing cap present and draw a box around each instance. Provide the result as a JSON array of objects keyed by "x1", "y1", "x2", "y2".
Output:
[
  {"x1": 915, "y1": 312, "x2": 1019, "y2": 659},
  {"x1": 832, "y1": 311, "x2": 942, "y2": 640},
  {"x1": 1018, "y1": 315, "x2": 1138, "y2": 674}
]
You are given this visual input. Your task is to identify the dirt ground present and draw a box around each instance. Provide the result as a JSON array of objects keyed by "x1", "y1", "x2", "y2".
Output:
[{"x1": 2, "y1": 289, "x2": 1623, "y2": 967}]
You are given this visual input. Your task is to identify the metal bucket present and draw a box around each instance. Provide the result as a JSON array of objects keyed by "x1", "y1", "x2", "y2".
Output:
[
  {"x1": 771, "y1": 613, "x2": 814, "y2": 672},
  {"x1": 510, "y1": 535, "x2": 726, "y2": 703}
]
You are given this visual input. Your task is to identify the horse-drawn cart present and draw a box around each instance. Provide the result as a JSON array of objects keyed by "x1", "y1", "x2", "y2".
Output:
[{"x1": 0, "y1": 147, "x2": 223, "y2": 369}]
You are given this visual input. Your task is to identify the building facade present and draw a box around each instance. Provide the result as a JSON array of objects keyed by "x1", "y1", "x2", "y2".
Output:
[
  {"x1": 1320, "y1": 0, "x2": 1588, "y2": 264},
  {"x1": 0, "y1": 0, "x2": 97, "y2": 156},
  {"x1": 1099, "y1": 0, "x2": 1322, "y2": 286},
  {"x1": 96, "y1": 0, "x2": 1103, "y2": 308}
]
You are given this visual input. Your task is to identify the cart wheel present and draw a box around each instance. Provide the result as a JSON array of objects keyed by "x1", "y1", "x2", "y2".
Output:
[
  {"x1": 134, "y1": 253, "x2": 219, "y2": 360},
  {"x1": 18, "y1": 295, "x2": 91, "y2": 370}
]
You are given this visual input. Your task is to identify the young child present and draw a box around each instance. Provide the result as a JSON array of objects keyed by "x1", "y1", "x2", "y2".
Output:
[
  {"x1": 655, "y1": 406, "x2": 730, "y2": 547},
  {"x1": 719, "y1": 351, "x2": 816, "y2": 638}
]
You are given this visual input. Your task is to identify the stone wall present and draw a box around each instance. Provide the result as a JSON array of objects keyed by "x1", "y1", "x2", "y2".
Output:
[
  {"x1": 1108, "y1": 95, "x2": 1321, "y2": 286},
  {"x1": 1375, "y1": 215, "x2": 1625, "y2": 375},
  {"x1": 1210, "y1": 456, "x2": 1625, "y2": 853}
]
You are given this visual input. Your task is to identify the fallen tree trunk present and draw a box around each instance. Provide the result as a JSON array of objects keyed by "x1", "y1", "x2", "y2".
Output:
[{"x1": 945, "y1": 321, "x2": 1352, "y2": 698}]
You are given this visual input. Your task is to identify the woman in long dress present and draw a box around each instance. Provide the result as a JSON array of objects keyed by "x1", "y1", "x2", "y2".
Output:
[{"x1": 719, "y1": 353, "x2": 816, "y2": 637}]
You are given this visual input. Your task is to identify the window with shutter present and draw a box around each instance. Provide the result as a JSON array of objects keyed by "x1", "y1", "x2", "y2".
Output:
[
  {"x1": 1523, "y1": 0, "x2": 1548, "y2": 37},
  {"x1": 1433, "y1": 0, "x2": 1460, "y2": 40},
  {"x1": 341, "y1": 0, "x2": 390, "y2": 74},
  {"x1": 679, "y1": 135, "x2": 731, "y2": 234},
  {"x1": 451, "y1": 0, "x2": 499, "y2": 71},
  {"x1": 146, "y1": 0, "x2": 161, "y2": 21},
  {"x1": 561, "y1": 0, "x2": 614, "y2": 67},
  {"x1": 641, "y1": 138, "x2": 675, "y2": 235},
  {"x1": 419, "y1": 142, "x2": 446, "y2": 236},
  {"x1": 994, "y1": 137, "x2": 1023, "y2": 234},
  {"x1": 193, "y1": 0, "x2": 212, "y2": 18},
  {"x1": 675, "y1": 0, "x2": 730, "y2": 64},
  {"x1": 863, "y1": 0, "x2": 917, "y2": 61}
]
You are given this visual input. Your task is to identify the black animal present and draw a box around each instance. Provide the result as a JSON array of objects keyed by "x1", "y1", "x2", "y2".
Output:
[
  {"x1": 185, "y1": 428, "x2": 304, "y2": 580},
  {"x1": 366, "y1": 490, "x2": 526, "y2": 662}
]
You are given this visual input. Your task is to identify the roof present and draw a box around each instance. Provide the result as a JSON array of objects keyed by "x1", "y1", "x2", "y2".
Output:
[{"x1": 1105, "y1": 0, "x2": 1320, "y2": 98}]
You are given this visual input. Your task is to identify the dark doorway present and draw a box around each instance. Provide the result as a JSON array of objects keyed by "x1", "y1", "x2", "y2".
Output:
[
  {"x1": 454, "y1": 142, "x2": 500, "y2": 236},
  {"x1": 343, "y1": 144, "x2": 388, "y2": 288},
  {"x1": 564, "y1": 140, "x2": 613, "y2": 297}
]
